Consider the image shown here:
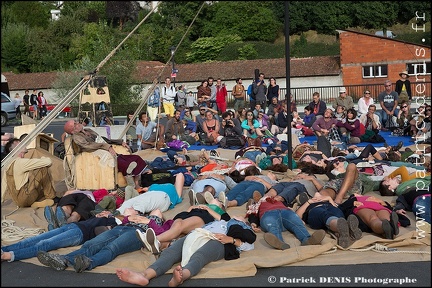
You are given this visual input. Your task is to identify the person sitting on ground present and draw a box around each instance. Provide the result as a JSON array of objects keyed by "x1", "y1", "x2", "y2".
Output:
[
  {"x1": 116, "y1": 215, "x2": 256, "y2": 287},
  {"x1": 37, "y1": 208, "x2": 169, "y2": 273},
  {"x1": 245, "y1": 193, "x2": 326, "y2": 251},
  {"x1": 336, "y1": 108, "x2": 362, "y2": 144},
  {"x1": 312, "y1": 108, "x2": 340, "y2": 141},
  {"x1": 1, "y1": 210, "x2": 118, "y2": 262},
  {"x1": 295, "y1": 192, "x2": 362, "y2": 249},
  {"x1": 1, "y1": 138, "x2": 57, "y2": 209},
  {"x1": 136, "y1": 111, "x2": 165, "y2": 150}
]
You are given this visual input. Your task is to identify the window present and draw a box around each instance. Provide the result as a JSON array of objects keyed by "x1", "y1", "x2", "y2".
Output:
[
  {"x1": 362, "y1": 65, "x2": 388, "y2": 78},
  {"x1": 407, "y1": 62, "x2": 431, "y2": 75}
]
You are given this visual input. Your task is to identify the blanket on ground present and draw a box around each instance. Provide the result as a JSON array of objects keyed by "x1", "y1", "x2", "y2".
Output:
[{"x1": 1, "y1": 145, "x2": 430, "y2": 278}]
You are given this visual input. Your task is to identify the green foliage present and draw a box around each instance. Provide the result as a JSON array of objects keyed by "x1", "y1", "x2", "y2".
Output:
[
  {"x1": 186, "y1": 35, "x2": 242, "y2": 63},
  {"x1": 6, "y1": 1, "x2": 51, "y2": 28},
  {"x1": 1, "y1": 23, "x2": 31, "y2": 72},
  {"x1": 238, "y1": 44, "x2": 259, "y2": 60},
  {"x1": 291, "y1": 33, "x2": 308, "y2": 57},
  {"x1": 202, "y1": 2, "x2": 281, "y2": 42}
]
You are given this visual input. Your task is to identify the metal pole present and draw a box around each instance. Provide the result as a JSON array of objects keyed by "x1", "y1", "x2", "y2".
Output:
[
  {"x1": 285, "y1": 1, "x2": 293, "y2": 170},
  {"x1": 171, "y1": 46, "x2": 176, "y2": 88}
]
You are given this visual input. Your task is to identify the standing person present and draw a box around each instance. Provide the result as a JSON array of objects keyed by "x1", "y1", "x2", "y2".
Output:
[
  {"x1": 266, "y1": 77, "x2": 279, "y2": 106},
  {"x1": 357, "y1": 89, "x2": 374, "y2": 116},
  {"x1": 22, "y1": 89, "x2": 31, "y2": 117},
  {"x1": 232, "y1": 78, "x2": 246, "y2": 112},
  {"x1": 252, "y1": 73, "x2": 267, "y2": 111},
  {"x1": 185, "y1": 91, "x2": 197, "y2": 111},
  {"x1": 37, "y1": 91, "x2": 48, "y2": 119},
  {"x1": 207, "y1": 77, "x2": 217, "y2": 109},
  {"x1": 175, "y1": 84, "x2": 187, "y2": 110},
  {"x1": 395, "y1": 70, "x2": 412, "y2": 105},
  {"x1": 147, "y1": 84, "x2": 161, "y2": 122},
  {"x1": 160, "y1": 77, "x2": 176, "y2": 119},
  {"x1": 378, "y1": 80, "x2": 399, "y2": 130},
  {"x1": 308, "y1": 92, "x2": 327, "y2": 118},
  {"x1": 196, "y1": 80, "x2": 211, "y2": 106},
  {"x1": 332, "y1": 87, "x2": 354, "y2": 111},
  {"x1": 215, "y1": 78, "x2": 228, "y2": 114},
  {"x1": 13, "y1": 93, "x2": 22, "y2": 120},
  {"x1": 30, "y1": 89, "x2": 38, "y2": 120}
]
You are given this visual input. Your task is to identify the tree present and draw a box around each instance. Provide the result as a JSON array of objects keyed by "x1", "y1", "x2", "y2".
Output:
[
  {"x1": 1, "y1": 23, "x2": 31, "y2": 72},
  {"x1": 106, "y1": 1, "x2": 141, "y2": 30}
]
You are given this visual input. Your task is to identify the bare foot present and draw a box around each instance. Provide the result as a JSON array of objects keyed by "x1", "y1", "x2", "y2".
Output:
[
  {"x1": 168, "y1": 265, "x2": 184, "y2": 287},
  {"x1": 116, "y1": 268, "x2": 149, "y2": 286}
]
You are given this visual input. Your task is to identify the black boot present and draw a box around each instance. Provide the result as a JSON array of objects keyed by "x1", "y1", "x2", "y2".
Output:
[{"x1": 391, "y1": 141, "x2": 403, "y2": 151}]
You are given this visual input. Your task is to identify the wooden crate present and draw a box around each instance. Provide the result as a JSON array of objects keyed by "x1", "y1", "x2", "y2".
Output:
[{"x1": 64, "y1": 137, "x2": 128, "y2": 190}]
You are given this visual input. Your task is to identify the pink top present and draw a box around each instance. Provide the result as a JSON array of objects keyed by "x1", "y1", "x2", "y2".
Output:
[{"x1": 353, "y1": 196, "x2": 392, "y2": 214}]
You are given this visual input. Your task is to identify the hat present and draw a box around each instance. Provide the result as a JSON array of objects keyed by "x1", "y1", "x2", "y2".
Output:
[
  {"x1": 339, "y1": 87, "x2": 346, "y2": 93},
  {"x1": 259, "y1": 109, "x2": 264, "y2": 113},
  {"x1": 399, "y1": 70, "x2": 409, "y2": 77}
]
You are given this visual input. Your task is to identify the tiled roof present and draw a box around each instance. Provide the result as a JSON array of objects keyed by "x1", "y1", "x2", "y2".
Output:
[{"x1": 3, "y1": 56, "x2": 340, "y2": 90}]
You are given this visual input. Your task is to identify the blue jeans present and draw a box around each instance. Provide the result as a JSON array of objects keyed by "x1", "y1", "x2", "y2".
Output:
[
  {"x1": 2, "y1": 224, "x2": 83, "y2": 262},
  {"x1": 260, "y1": 209, "x2": 310, "y2": 243},
  {"x1": 226, "y1": 181, "x2": 266, "y2": 206},
  {"x1": 307, "y1": 203, "x2": 345, "y2": 230},
  {"x1": 413, "y1": 195, "x2": 431, "y2": 224},
  {"x1": 272, "y1": 182, "x2": 307, "y2": 204},
  {"x1": 380, "y1": 109, "x2": 399, "y2": 127},
  {"x1": 64, "y1": 225, "x2": 141, "y2": 271}
]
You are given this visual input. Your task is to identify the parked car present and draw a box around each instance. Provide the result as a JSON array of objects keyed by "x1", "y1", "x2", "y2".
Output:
[
  {"x1": 1, "y1": 92, "x2": 16, "y2": 126},
  {"x1": 375, "y1": 30, "x2": 397, "y2": 39},
  {"x1": 29, "y1": 104, "x2": 72, "y2": 118}
]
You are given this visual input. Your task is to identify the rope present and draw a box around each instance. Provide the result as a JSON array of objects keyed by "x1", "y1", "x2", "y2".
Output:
[
  {"x1": 348, "y1": 243, "x2": 431, "y2": 254},
  {"x1": 1, "y1": 219, "x2": 45, "y2": 243}
]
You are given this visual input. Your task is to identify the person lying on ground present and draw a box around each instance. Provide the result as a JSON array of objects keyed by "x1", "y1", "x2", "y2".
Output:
[
  {"x1": 188, "y1": 172, "x2": 237, "y2": 206},
  {"x1": 36, "y1": 208, "x2": 169, "y2": 272},
  {"x1": 246, "y1": 193, "x2": 327, "y2": 250},
  {"x1": 116, "y1": 174, "x2": 184, "y2": 215},
  {"x1": 225, "y1": 169, "x2": 278, "y2": 208},
  {"x1": 295, "y1": 192, "x2": 362, "y2": 249},
  {"x1": 136, "y1": 201, "x2": 228, "y2": 256},
  {"x1": 393, "y1": 186, "x2": 431, "y2": 225},
  {"x1": 1, "y1": 210, "x2": 118, "y2": 262},
  {"x1": 337, "y1": 194, "x2": 400, "y2": 240},
  {"x1": 116, "y1": 215, "x2": 256, "y2": 287}
]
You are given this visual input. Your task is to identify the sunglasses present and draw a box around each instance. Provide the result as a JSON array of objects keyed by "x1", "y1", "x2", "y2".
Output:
[
  {"x1": 324, "y1": 116, "x2": 331, "y2": 119},
  {"x1": 200, "y1": 109, "x2": 206, "y2": 111},
  {"x1": 247, "y1": 114, "x2": 253, "y2": 116},
  {"x1": 402, "y1": 106, "x2": 408, "y2": 108},
  {"x1": 364, "y1": 92, "x2": 370, "y2": 94},
  {"x1": 385, "y1": 85, "x2": 392, "y2": 87}
]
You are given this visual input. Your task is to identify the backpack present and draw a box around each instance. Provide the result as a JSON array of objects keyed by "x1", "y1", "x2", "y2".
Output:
[{"x1": 247, "y1": 84, "x2": 256, "y2": 100}]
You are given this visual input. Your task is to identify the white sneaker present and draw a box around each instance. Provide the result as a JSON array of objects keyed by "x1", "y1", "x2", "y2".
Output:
[
  {"x1": 135, "y1": 229, "x2": 152, "y2": 252},
  {"x1": 145, "y1": 228, "x2": 160, "y2": 255},
  {"x1": 218, "y1": 191, "x2": 228, "y2": 208},
  {"x1": 188, "y1": 189, "x2": 197, "y2": 206},
  {"x1": 203, "y1": 191, "x2": 214, "y2": 204}
]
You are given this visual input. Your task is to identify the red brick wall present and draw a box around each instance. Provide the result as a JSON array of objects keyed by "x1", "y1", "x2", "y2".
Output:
[{"x1": 339, "y1": 31, "x2": 431, "y2": 97}]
